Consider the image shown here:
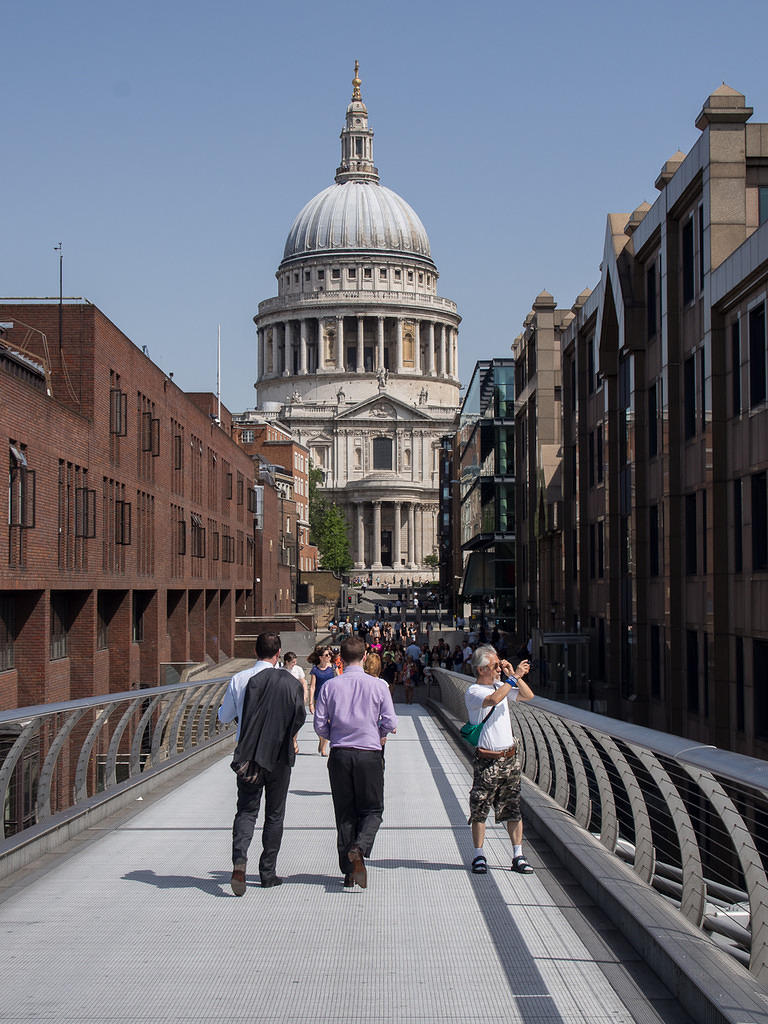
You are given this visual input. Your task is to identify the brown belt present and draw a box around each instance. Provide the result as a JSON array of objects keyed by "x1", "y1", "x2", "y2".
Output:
[{"x1": 476, "y1": 745, "x2": 516, "y2": 760}]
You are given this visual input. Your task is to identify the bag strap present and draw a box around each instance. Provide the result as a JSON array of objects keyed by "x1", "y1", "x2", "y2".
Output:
[{"x1": 479, "y1": 704, "x2": 495, "y2": 725}]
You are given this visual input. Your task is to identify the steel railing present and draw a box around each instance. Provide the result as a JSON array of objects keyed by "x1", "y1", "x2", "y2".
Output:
[
  {"x1": 429, "y1": 667, "x2": 768, "y2": 985},
  {"x1": 0, "y1": 678, "x2": 234, "y2": 849}
]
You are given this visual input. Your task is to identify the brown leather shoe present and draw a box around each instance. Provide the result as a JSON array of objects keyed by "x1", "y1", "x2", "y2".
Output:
[
  {"x1": 348, "y1": 846, "x2": 367, "y2": 889},
  {"x1": 230, "y1": 861, "x2": 247, "y2": 896}
]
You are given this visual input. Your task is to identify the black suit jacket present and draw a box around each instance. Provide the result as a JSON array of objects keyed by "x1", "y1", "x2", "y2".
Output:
[{"x1": 233, "y1": 667, "x2": 306, "y2": 773}]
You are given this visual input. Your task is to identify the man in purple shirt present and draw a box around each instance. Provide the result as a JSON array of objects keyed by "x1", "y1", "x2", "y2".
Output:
[{"x1": 314, "y1": 634, "x2": 397, "y2": 889}]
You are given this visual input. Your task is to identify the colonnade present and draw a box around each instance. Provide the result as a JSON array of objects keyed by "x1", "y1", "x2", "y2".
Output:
[
  {"x1": 257, "y1": 314, "x2": 459, "y2": 381},
  {"x1": 351, "y1": 499, "x2": 437, "y2": 571}
]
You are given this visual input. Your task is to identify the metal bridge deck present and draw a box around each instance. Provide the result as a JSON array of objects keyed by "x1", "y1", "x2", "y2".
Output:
[{"x1": 0, "y1": 705, "x2": 692, "y2": 1023}]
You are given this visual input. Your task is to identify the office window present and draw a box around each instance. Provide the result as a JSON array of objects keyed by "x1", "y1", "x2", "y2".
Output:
[
  {"x1": 749, "y1": 302, "x2": 766, "y2": 408},
  {"x1": 597, "y1": 520, "x2": 604, "y2": 578},
  {"x1": 755, "y1": 639, "x2": 768, "y2": 739},
  {"x1": 734, "y1": 478, "x2": 743, "y2": 572},
  {"x1": 649, "y1": 504, "x2": 659, "y2": 577},
  {"x1": 735, "y1": 636, "x2": 744, "y2": 732},
  {"x1": 701, "y1": 490, "x2": 707, "y2": 575},
  {"x1": 75, "y1": 487, "x2": 96, "y2": 539},
  {"x1": 587, "y1": 336, "x2": 596, "y2": 394},
  {"x1": 752, "y1": 470, "x2": 768, "y2": 571},
  {"x1": 685, "y1": 493, "x2": 697, "y2": 575},
  {"x1": 650, "y1": 624, "x2": 662, "y2": 699},
  {"x1": 589, "y1": 523, "x2": 596, "y2": 579},
  {"x1": 9, "y1": 446, "x2": 35, "y2": 529},
  {"x1": 682, "y1": 216, "x2": 695, "y2": 305},
  {"x1": 0, "y1": 595, "x2": 15, "y2": 671},
  {"x1": 684, "y1": 355, "x2": 696, "y2": 439},
  {"x1": 115, "y1": 500, "x2": 132, "y2": 545},
  {"x1": 588, "y1": 431, "x2": 595, "y2": 487},
  {"x1": 732, "y1": 319, "x2": 741, "y2": 416},
  {"x1": 699, "y1": 348, "x2": 706, "y2": 433},
  {"x1": 110, "y1": 388, "x2": 128, "y2": 436},
  {"x1": 646, "y1": 261, "x2": 657, "y2": 338},
  {"x1": 50, "y1": 593, "x2": 70, "y2": 660},
  {"x1": 648, "y1": 384, "x2": 658, "y2": 458},
  {"x1": 596, "y1": 425, "x2": 604, "y2": 484},
  {"x1": 687, "y1": 630, "x2": 699, "y2": 713},
  {"x1": 760, "y1": 186, "x2": 768, "y2": 226}
]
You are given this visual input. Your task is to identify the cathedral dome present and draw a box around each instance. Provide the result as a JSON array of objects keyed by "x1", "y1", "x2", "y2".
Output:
[{"x1": 281, "y1": 181, "x2": 433, "y2": 266}]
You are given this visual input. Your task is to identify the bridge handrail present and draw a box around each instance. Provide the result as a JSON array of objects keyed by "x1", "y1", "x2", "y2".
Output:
[
  {"x1": 0, "y1": 677, "x2": 235, "y2": 853},
  {"x1": 429, "y1": 667, "x2": 768, "y2": 985}
]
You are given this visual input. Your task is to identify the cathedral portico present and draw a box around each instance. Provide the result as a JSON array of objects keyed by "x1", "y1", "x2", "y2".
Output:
[{"x1": 253, "y1": 64, "x2": 461, "y2": 575}]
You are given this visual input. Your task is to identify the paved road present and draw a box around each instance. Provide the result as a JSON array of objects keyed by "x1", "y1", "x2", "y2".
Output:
[{"x1": 0, "y1": 706, "x2": 692, "y2": 1023}]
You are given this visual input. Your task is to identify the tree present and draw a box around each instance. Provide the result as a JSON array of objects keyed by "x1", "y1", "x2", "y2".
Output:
[{"x1": 308, "y1": 462, "x2": 352, "y2": 574}]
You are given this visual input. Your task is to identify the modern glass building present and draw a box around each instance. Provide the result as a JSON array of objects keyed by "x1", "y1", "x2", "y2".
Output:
[{"x1": 457, "y1": 359, "x2": 516, "y2": 633}]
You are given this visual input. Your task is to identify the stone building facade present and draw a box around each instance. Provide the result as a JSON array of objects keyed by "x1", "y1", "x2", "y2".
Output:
[{"x1": 253, "y1": 65, "x2": 461, "y2": 579}]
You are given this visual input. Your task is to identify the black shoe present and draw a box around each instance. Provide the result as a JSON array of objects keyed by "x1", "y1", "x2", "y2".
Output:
[
  {"x1": 471, "y1": 855, "x2": 487, "y2": 874},
  {"x1": 343, "y1": 873, "x2": 354, "y2": 889},
  {"x1": 260, "y1": 876, "x2": 283, "y2": 888},
  {"x1": 511, "y1": 856, "x2": 533, "y2": 874}
]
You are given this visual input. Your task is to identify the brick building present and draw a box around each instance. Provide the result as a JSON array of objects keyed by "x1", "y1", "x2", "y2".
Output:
[{"x1": 0, "y1": 300, "x2": 257, "y2": 712}]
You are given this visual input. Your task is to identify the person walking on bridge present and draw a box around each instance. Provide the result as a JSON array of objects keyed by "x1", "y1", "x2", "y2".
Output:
[
  {"x1": 465, "y1": 646, "x2": 534, "y2": 875},
  {"x1": 313, "y1": 635, "x2": 397, "y2": 889},
  {"x1": 221, "y1": 632, "x2": 306, "y2": 894}
]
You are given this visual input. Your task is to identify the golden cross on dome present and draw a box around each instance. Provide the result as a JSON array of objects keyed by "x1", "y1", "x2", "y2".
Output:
[{"x1": 352, "y1": 60, "x2": 362, "y2": 100}]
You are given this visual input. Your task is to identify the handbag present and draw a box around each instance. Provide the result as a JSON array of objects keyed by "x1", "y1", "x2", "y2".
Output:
[{"x1": 460, "y1": 705, "x2": 495, "y2": 747}]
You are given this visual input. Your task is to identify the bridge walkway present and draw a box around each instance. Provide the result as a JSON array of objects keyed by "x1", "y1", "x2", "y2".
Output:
[{"x1": 0, "y1": 705, "x2": 693, "y2": 1023}]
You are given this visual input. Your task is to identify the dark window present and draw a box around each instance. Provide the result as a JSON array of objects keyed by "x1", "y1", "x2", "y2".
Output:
[
  {"x1": 75, "y1": 487, "x2": 96, "y2": 538},
  {"x1": 331, "y1": 268, "x2": 340, "y2": 280},
  {"x1": 752, "y1": 470, "x2": 768, "y2": 571},
  {"x1": 115, "y1": 500, "x2": 132, "y2": 545},
  {"x1": 732, "y1": 319, "x2": 741, "y2": 416},
  {"x1": 749, "y1": 303, "x2": 767, "y2": 408},
  {"x1": 174, "y1": 434, "x2": 183, "y2": 471},
  {"x1": 685, "y1": 492, "x2": 697, "y2": 575},
  {"x1": 703, "y1": 632, "x2": 709, "y2": 718},
  {"x1": 589, "y1": 523, "x2": 596, "y2": 579},
  {"x1": 191, "y1": 514, "x2": 205, "y2": 558},
  {"x1": 132, "y1": 592, "x2": 148, "y2": 643},
  {"x1": 570, "y1": 357, "x2": 576, "y2": 412},
  {"x1": 140, "y1": 414, "x2": 160, "y2": 456},
  {"x1": 702, "y1": 489, "x2": 707, "y2": 575},
  {"x1": 650, "y1": 624, "x2": 661, "y2": 699},
  {"x1": 684, "y1": 355, "x2": 696, "y2": 439},
  {"x1": 597, "y1": 520, "x2": 604, "y2": 578},
  {"x1": 372, "y1": 437, "x2": 393, "y2": 470},
  {"x1": 178, "y1": 519, "x2": 186, "y2": 556},
  {"x1": 682, "y1": 216, "x2": 695, "y2": 305},
  {"x1": 596, "y1": 425, "x2": 603, "y2": 484},
  {"x1": 0, "y1": 594, "x2": 15, "y2": 671},
  {"x1": 734, "y1": 478, "x2": 743, "y2": 572},
  {"x1": 646, "y1": 261, "x2": 657, "y2": 338},
  {"x1": 649, "y1": 504, "x2": 659, "y2": 577},
  {"x1": 9, "y1": 456, "x2": 36, "y2": 528},
  {"x1": 237, "y1": 475, "x2": 244, "y2": 506},
  {"x1": 698, "y1": 204, "x2": 705, "y2": 290},
  {"x1": 97, "y1": 592, "x2": 114, "y2": 650},
  {"x1": 648, "y1": 384, "x2": 658, "y2": 458},
  {"x1": 226, "y1": 472, "x2": 233, "y2": 500},
  {"x1": 735, "y1": 636, "x2": 744, "y2": 732},
  {"x1": 110, "y1": 388, "x2": 128, "y2": 436},
  {"x1": 755, "y1": 638, "x2": 768, "y2": 739},
  {"x1": 50, "y1": 593, "x2": 70, "y2": 660},
  {"x1": 588, "y1": 431, "x2": 595, "y2": 487},
  {"x1": 687, "y1": 629, "x2": 699, "y2": 713},
  {"x1": 587, "y1": 337, "x2": 595, "y2": 394},
  {"x1": 699, "y1": 348, "x2": 706, "y2": 433},
  {"x1": 760, "y1": 186, "x2": 768, "y2": 225}
]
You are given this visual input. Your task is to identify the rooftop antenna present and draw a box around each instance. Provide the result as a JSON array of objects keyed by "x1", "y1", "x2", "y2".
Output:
[{"x1": 54, "y1": 242, "x2": 63, "y2": 349}]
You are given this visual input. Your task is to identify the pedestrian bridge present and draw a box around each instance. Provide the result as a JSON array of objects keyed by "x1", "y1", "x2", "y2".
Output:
[{"x1": 1, "y1": 672, "x2": 768, "y2": 1024}]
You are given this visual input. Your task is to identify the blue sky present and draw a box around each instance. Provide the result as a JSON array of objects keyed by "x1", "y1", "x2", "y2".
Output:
[{"x1": 4, "y1": 0, "x2": 767, "y2": 412}]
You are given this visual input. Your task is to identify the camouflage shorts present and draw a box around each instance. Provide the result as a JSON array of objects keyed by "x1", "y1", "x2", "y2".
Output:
[{"x1": 467, "y1": 754, "x2": 522, "y2": 825}]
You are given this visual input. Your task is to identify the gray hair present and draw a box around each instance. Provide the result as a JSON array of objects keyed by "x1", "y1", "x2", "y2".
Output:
[{"x1": 472, "y1": 645, "x2": 497, "y2": 674}]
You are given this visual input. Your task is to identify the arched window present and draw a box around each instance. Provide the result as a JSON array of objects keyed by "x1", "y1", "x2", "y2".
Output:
[{"x1": 372, "y1": 437, "x2": 393, "y2": 470}]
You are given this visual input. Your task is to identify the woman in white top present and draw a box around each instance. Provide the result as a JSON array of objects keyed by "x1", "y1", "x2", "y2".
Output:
[{"x1": 283, "y1": 652, "x2": 308, "y2": 753}]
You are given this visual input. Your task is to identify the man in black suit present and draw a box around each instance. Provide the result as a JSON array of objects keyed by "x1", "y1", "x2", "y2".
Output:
[{"x1": 227, "y1": 632, "x2": 306, "y2": 894}]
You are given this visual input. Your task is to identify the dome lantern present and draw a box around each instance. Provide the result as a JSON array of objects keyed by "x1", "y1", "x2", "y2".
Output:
[{"x1": 335, "y1": 60, "x2": 379, "y2": 184}]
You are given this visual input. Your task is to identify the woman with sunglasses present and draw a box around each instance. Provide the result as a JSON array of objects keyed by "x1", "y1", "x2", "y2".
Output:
[{"x1": 308, "y1": 646, "x2": 340, "y2": 755}]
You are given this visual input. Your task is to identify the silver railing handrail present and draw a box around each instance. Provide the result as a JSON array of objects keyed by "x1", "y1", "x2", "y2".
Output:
[
  {"x1": 0, "y1": 677, "x2": 235, "y2": 846},
  {"x1": 429, "y1": 667, "x2": 768, "y2": 985}
]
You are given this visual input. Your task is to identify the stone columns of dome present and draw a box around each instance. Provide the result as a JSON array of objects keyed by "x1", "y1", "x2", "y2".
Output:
[
  {"x1": 428, "y1": 322, "x2": 436, "y2": 376},
  {"x1": 439, "y1": 325, "x2": 447, "y2": 378},
  {"x1": 407, "y1": 503, "x2": 416, "y2": 568},
  {"x1": 372, "y1": 501, "x2": 382, "y2": 569},
  {"x1": 414, "y1": 505, "x2": 423, "y2": 566},
  {"x1": 283, "y1": 321, "x2": 292, "y2": 377},
  {"x1": 393, "y1": 501, "x2": 402, "y2": 568},
  {"x1": 336, "y1": 317, "x2": 345, "y2": 372},
  {"x1": 257, "y1": 328, "x2": 264, "y2": 379},
  {"x1": 318, "y1": 320, "x2": 326, "y2": 371},
  {"x1": 355, "y1": 502, "x2": 365, "y2": 569},
  {"x1": 356, "y1": 317, "x2": 364, "y2": 373},
  {"x1": 395, "y1": 318, "x2": 403, "y2": 373},
  {"x1": 377, "y1": 317, "x2": 385, "y2": 370},
  {"x1": 452, "y1": 329, "x2": 459, "y2": 379},
  {"x1": 414, "y1": 321, "x2": 421, "y2": 374},
  {"x1": 299, "y1": 320, "x2": 308, "y2": 375},
  {"x1": 269, "y1": 328, "x2": 278, "y2": 377}
]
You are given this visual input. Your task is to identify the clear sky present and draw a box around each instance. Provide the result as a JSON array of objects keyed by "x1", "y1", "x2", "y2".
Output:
[{"x1": 4, "y1": 0, "x2": 767, "y2": 413}]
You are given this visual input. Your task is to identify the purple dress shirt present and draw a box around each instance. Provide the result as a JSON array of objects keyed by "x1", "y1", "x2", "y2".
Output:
[{"x1": 313, "y1": 665, "x2": 397, "y2": 750}]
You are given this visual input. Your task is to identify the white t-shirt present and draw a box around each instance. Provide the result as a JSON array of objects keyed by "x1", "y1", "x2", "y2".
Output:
[{"x1": 465, "y1": 681, "x2": 518, "y2": 750}]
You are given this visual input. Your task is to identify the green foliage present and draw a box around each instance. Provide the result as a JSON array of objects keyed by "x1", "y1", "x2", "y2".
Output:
[
  {"x1": 308, "y1": 462, "x2": 352, "y2": 574},
  {"x1": 423, "y1": 554, "x2": 439, "y2": 568}
]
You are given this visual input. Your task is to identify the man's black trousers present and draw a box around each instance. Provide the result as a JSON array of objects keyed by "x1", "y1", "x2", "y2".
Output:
[
  {"x1": 327, "y1": 746, "x2": 385, "y2": 874},
  {"x1": 231, "y1": 763, "x2": 291, "y2": 881}
]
